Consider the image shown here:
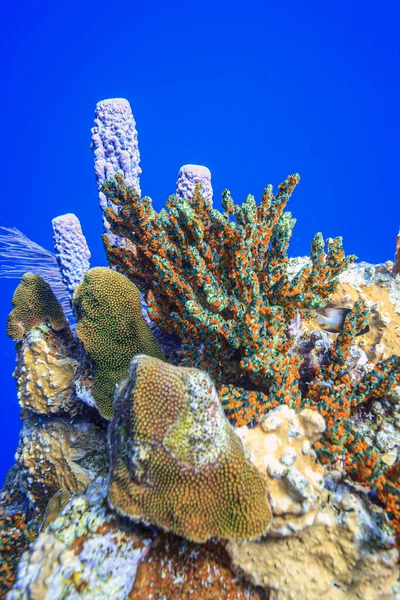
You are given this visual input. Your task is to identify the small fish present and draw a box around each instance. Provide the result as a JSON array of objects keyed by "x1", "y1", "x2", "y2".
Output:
[{"x1": 315, "y1": 307, "x2": 369, "y2": 335}]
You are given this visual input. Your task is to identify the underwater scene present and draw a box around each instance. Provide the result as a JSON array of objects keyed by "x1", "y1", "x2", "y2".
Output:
[{"x1": 1, "y1": 2, "x2": 399, "y2": 599}]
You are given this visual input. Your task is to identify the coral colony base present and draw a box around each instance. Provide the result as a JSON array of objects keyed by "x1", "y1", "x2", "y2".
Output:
[{"x1": 1, "y1": 98, "x2": 400, "y2": 600}]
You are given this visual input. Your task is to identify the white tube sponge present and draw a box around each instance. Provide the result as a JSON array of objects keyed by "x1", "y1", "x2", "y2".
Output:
[
  {"x1": 52, "y1": 213, "x2": 91, "y2": 300},
  {"x1": 91, "y1": 98, "x2": 141, "y2": 244},
  {"x1": 176, "y1": 164, "x2": 213, "y2": 202}
]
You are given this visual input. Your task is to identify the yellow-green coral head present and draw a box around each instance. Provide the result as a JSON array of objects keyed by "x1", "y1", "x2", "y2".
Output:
[
  {"x1": 108, "y1": 354, "x2": 272, "y2": 542},
  {"x1": 73, "y1": 267, "x2": 165, "y2": 420},
  {"x1": 7, "y1": 273, "x2": 66, "y2": 340}
]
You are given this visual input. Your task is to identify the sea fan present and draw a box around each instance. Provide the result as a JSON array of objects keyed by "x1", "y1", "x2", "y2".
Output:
[{"x1": 0, "y1": 226, "x2": 73, "y2": 320}]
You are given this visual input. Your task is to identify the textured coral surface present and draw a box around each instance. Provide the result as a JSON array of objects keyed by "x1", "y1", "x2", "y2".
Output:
[
  {"x1": 108, "y1": 355, "x2": 272, "y2": 542},
  {"x1": 73, "y1": 267, "x2": 165, "y2": 419},
  {"x1": 7, "y1": 273, "x2": 66, "y2": 340}
]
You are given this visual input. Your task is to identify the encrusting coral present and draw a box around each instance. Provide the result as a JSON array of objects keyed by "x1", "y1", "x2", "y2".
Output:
[
  {"x1": 73, "y1": 267, "x2": 165, "y2": 419},
  {"x1": 14, "y1": 326, "x2": 80, "y2": 416},
  {"x1": 16, "y1": 414, "x2": 108, "y2": 515},
  {"x1": 107, "y1": 355, "x2": 272, "y2": 543},
  {"x1": 7, "y1": 272, "x2": 66, "y2": 340}
]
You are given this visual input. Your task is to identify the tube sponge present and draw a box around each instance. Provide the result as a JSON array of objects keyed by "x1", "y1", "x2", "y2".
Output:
[{"x1": 73, "y1": 267, "x2": 165, "y2": 419}]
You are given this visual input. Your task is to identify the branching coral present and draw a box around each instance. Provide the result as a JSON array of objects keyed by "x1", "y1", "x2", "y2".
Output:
[
  {"x1": 298, "y1": 300, "x2": 400, "y2": 539},
  {"x1": 0, "y1": 511, "x2": 38, "y2": 599},
  {"x1": 73, "y1": 267, "x2": 165, "y2": 419},
  {"x1": 101, "y1": 173, "x2": 400, "y2": 544},
  {"x1": 102, "y1": 173, "x2": 355, "y2": 426}
]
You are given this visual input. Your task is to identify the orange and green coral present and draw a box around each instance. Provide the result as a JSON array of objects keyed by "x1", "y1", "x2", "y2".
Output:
[
  {"x1": 0, "y1": 511, "x2": 38, "y2": 599},
  {"x1": 7, "y1": 272, "x2": 66, "y2": 340},
  {"x1": 298, "y1": 301, "x2": 400, "y2": 475},
  {"x1": 108, "y1": 355, "x2": 272, "y2": 543},
  {"x1": 73, "y1": 267, "x2": 165, "y2": 419},
  {"x1": 101, "y1": 174, "x2": 400, "y2": 545},
  {"x1": 102, "y1": 173, "x2": 355, "y2": 425},
  {"x1": 297, "y1": 300, "x2": 400, "y2": 542}
]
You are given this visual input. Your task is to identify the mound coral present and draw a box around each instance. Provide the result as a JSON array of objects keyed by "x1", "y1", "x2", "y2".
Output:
[
  {"x1": 73, "y1": 267, "x2": 165, "y2": 419},
  {"x1": 101, "y1": 173, "x2": 355, "y2": 426},
  {"x1": 7, "y1": 272, "x2": 66, "y2": 340},
  {"x1": 108, "y1": 355, "x2": 272, "y2": 542}
]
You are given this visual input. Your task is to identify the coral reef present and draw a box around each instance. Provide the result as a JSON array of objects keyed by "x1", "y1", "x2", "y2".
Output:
[
  {"x1": 52, "y1": 213, "x2": 91, "y2": 301},
  {"x1": 108, "y1": 355, "x2": 272, "y2": 542},
  {"x1": 3, "y1": 98, "x2": 400, "y2": 598},
  {"x1": 0, "y1": 466, "x2": 39, "y2": 599},
  {"x1": 0, "y1": 511, "x2": 38, "y2": 600},
  {"x1": 73, "y1": 267, "x2": 165, "y2": 419},
  {"x1": 129, "y1": 532, "x2": 265, "y2": 599},
  {"x1": 7, "y1": 478, "x2": 153, "y2": 600},
  {"x1": 7, "y1": 273, "x2": 66, "y2": 340},
  {"x1": 102, "y1": 172, "x2": 355, "y2": 426},
  {"x1": 6, "y1": 278, "x2": 109, "y2": 520}
]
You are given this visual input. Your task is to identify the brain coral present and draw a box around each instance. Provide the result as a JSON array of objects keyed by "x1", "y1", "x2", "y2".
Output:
[
  {"x1": 73, "y1": 267, "x2": 165, "y2": 419},
  {"x1": 7, "y1": 272, "x2": 66, "y2": 340},
  {"x1": 108, "y1": 355, "x2": 272, "y2": 543}
]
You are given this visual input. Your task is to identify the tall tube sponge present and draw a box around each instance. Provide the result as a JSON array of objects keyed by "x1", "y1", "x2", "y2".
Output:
[
  {"x1": 90, "y1": 99, "x2": 214, "y2": 362},
  {"x1": 91, "y1": 98, "x2": 142, "y2": 248}
]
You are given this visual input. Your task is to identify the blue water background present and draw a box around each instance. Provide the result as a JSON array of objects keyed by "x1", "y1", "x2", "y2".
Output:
[{"x1": 0, "y1": 0, "x2": 399, "y2": 485}]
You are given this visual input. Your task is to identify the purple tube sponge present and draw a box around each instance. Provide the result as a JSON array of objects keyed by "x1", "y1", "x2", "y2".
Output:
[
  {"x1": 176, "y1": 164, "x2": 213, "y2": 202},
  {"x1": 91, "y1": 98, "x2": 141, "y2": 246},
  {"x1": 52, "y1": 213, "x2": 91, "y2": 301}
]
